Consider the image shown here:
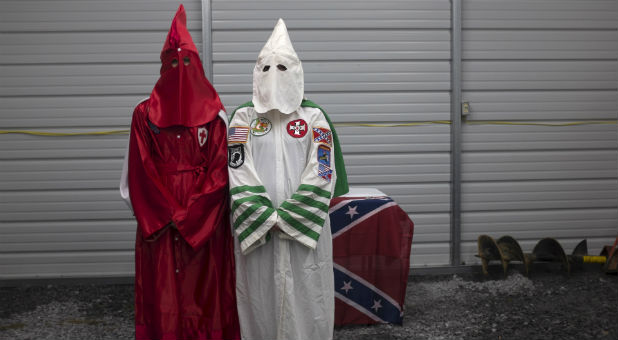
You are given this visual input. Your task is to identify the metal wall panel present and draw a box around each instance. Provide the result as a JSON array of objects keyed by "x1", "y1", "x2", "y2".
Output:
[
  {"x1": 462, "y1": 91, "x2": 617, "y2": 121},
  {"x1": 463, "y1": 61, "x2": 617, "y2": 91},
  {"x1": 0, "y1": 0, "x2": 197, "y2": 279},
  {"x1": 1, "y1": 96, "x2": 147, "y2": 128},
  {"x1": 462, "y1": 0, "x2": 617, "y2": 29},
  {"x1": 463, "y1": 30, "x2": 618, "y2": 60},
  {"x1": 212, "y1": 0, "x2": 452, "y2": 267},
  {"x1": 4, "y1": 0, "x2": 615, "y2": 279},
  {"x1": 460, "y1": 0, "x2": 618, "y2": 265},
  {"x1": 212, "y1": 0, "x2": 450, "y2": 29},
  {"x1": 0, "y1": 251, "x2": 134, "y2": 280},
  {"x1": 0, "y1": 32, "x2": 202, "y2": 64}
]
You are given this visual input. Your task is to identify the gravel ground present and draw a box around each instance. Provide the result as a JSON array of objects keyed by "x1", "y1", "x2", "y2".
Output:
[{"x1": 1, "y1": 269, "x2": 616, "y2": 340}]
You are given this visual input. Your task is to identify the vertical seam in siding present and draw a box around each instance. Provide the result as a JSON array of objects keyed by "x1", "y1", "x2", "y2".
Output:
[
  {"x1": 450, "y1": 0, "x2": 462, "y2": 266},
  {"x1": 201, "y1": 0, "x2": 213, "y2": 80}
]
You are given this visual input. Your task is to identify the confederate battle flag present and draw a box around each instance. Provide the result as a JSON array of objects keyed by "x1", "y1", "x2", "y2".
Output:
[{"x1": 329, "y1": 195, "x2": 414, "y2": 325}]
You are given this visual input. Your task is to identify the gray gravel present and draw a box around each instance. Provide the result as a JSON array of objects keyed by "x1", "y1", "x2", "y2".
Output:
[
  {"x1": 1, "y1": 269, "x2": 616, "y2": 340},
  {"x1": 0, "y1": 284, "x2": 133, "y2": 340}
]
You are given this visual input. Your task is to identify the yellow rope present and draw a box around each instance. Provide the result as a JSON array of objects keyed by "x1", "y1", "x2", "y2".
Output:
[
  {"x1": 0, "y1": 120, "x2": 615, "y2": 136},
  {"x1": 334, "y1": 120, "x2": 452, "y2": 127},
  {"x1": 465, "y1": 120, "x2": 617, "y2": 127}
]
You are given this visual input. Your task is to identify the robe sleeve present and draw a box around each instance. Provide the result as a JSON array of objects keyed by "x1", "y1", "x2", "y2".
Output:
[
  {"x1": 119, "y1": 138, "x2": 133, "y2": 213},
  {"x1": 228, "y1": 108, "x2": 278, "y2": 254},
  {"x1": 175, "y1": 113, "x2": 230, "y2": 249},
  {"x1": 128, "y1": 103, "x2": 181, "y2": 239},
  {"x1": 275, "y1": 110, "x2": 335, "y2": 249},
  {"x1": 301, "y1": 99, "x2": 349, "y2": 197}
]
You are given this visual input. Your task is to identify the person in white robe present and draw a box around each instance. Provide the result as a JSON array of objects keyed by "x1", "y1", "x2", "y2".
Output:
[{"x1": 227, "y1": 18, "x2": 348, "y2": 340}]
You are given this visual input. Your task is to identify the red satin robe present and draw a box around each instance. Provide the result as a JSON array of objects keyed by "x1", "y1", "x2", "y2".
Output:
[{"x1": 128, "y1": 100, "x2": 240, "y2": 340}]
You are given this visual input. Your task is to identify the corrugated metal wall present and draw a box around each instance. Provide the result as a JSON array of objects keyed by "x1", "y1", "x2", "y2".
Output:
[
  {"x1": 210, "y1": 0, "x2": 453, "y2": 267},
  {"x1": 0, "y1": 0, "x2": 201, "y2": 279},
  {"x1": 1, "y1": 0, "x2": 616, "y2": 279},
  {"x1": 460, "y1": 0, "x2": 618, "y2": 263}
]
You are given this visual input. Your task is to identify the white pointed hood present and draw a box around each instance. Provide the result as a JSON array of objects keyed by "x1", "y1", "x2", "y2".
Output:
[{"x1": 252, "y1": 18, "x2": 304, "y2": 114}]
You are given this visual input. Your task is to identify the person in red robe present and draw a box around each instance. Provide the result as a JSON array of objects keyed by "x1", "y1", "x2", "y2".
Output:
[{"x1": 120, "y1": 5, "x2": 240, "y2": 339}]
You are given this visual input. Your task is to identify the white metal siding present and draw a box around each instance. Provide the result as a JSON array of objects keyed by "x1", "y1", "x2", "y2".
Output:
[
  {"x1": 2, "y1": 0, "x2": 617, "y2": 280},
  {"x1": 460, "y1": 0, "x2": 618, "y2": 264},
  {"x1": 0, "y1": 0, "x2": 201, "y2": 279},
  {"x1": 211, "y1": 0, "x2": 453, "y2": 267}
]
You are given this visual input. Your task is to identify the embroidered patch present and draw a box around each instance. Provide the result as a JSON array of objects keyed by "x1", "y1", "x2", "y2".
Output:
[
  {"x1": 317, "y1": 145, "x2": 332, "y2": 182},
  {"x1": 318, "y1": 164, "x2": 333, "y2": 183},
  {"x1": 197, "y1": 127, "x2": 208, "y2": 147},
  {"x1": 286, "y1": 119, "x2": 308, "y2": 138},
  {"x1": 228, "y1": 144, "x2": 244, "y2": 168},
  {"x1": 228, "y1": 126, "x2": 249, "y2": 143},
  {"x1": 250, "y1": 117, "x2": 272, "y2": 136},
  {"x1": 312, "y1": 127, "x2": 332, "y2": 146}
]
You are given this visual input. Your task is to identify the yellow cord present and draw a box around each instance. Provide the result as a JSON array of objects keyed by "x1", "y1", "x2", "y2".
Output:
[
  {"x1": 0, "y1": 120, "x2": 615, "y2": 136},
  {"x1": 334, "y1": 120, "x2": 452, "y2": 127},
  {"x1": 465, "y1": 120, "x2": 617, "y2": 127}
]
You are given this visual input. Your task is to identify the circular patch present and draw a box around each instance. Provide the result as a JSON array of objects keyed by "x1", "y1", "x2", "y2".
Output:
[
  {"x1": 250, "y1": 117, "x2": 272, "y2": 136},
  {"x1": 286, "y1": 119, "x2": 308, "y2": 138}
]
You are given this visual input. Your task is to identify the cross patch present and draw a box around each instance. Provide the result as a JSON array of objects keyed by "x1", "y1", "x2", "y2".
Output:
[
  {"x1": 286, "y1": 119, "x2": 308, "y2": 138},
  {"x1": 198, "y1": 127, "x2": 208, "y2": 147}
]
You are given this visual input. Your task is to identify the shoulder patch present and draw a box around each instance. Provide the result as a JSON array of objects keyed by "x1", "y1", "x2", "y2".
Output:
[
  {"x1": 228, "y1": 144, "x2": 245, "y2": 168},
  {"x1": 286, "y1": 119, "x2": 308, "y2": 138},
  {"x1": 250, "y1": 117, "x2": 272, "y2": 136},
  {"x1": 228, "y1": 126, "x2": 249, "y2": 143},
  {"x1": 312, "y1": 127, "x2": 332, "y2": 146},
  {"x1": 317, "y1": 145, "x2": 332, "y2": 183}
]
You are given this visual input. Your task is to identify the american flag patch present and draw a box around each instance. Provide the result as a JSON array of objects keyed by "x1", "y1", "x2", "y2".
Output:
[
  {"x1": 318, "y1": 163, "x2": 332, "y2": 182},
  {"x1": 228, "y1": 126, "x2": 249, "y2": 143}
]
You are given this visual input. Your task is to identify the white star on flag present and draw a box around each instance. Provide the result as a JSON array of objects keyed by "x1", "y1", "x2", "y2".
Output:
[
  {"x1": 345, "y1": 205, "x2": 359, "y2": 219},
  {"x1": 341, "y1": 280, "x2": 353, "y2": 294},
  {"x1": 371, "y1": 299, "x2": 382, "y2": 313}
]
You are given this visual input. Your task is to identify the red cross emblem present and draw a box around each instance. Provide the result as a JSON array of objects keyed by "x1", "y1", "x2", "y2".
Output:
[
  {"x1": 198, "y1": 127, "x2": 208, "y2": 147},
  {"x1": 286, "y1": 119, "x2": 308, "y2": 138}
]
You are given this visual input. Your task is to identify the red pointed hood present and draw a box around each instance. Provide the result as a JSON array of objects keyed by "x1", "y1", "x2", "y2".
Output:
[{"x1": 148, "y1": 4, "x2": 223, "y2": 128}]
